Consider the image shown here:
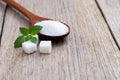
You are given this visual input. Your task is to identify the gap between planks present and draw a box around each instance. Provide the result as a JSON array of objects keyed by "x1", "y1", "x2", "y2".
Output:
[
  {"x1": 95, "y1": 0, "x2": 120, "y2": 50},
  {"x1": 0, "y1": 4, "x2": 7, "y2": 46}
]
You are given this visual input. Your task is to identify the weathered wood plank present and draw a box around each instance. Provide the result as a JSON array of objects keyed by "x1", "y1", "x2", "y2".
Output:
[
  {"x1": 0, "y1": 1, "x2": 6, "y2": 39},
  {"x1": 96, "y1": 0, "x2": 120, "y2": 48},
  {"x1": 1, "y1": 0, "x2": 120, "y2": 80}
]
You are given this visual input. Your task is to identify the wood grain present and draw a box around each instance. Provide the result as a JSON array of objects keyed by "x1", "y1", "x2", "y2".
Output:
[
  {"x1": 96, "y1": 0, "x2": 120, "y2": 48},
  {"x1": 0, "y1": 1, "x2": 6, "y2": 39},
  {"x1": 1, "y1": 0, "x2": 120, "y2": 80}
]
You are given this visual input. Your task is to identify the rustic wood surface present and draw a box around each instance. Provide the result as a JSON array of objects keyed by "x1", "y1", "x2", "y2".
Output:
[{"x1": 0, "y1": 0, "x2": 120, "y2": 80}]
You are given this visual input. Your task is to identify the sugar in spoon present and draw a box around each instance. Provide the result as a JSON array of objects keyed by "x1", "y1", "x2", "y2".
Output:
[{"x1": 3, "y1": 0, "x2": 70, "y2": 40}]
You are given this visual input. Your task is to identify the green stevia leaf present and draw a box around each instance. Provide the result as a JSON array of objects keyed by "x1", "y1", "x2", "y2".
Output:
[
  {"x1": 25, "y1": 35, "x2": 32, "y2": 41},
  {"x1": 14, "y1": 36, "x2": 25, "y2": 48},
  {"x1": 30, "y1": 37, "x2": 37, "y2": 43},
  {"x1": 20, "y1": 27, "x2": 29, "y2": 35},
  {"x1": 29, "y1": 26, "x2": 42, "y2": 35}
]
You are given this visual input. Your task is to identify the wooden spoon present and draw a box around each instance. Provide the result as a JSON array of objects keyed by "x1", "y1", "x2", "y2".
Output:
[{"x1": 3, "y1": 0, "x2": 70, "y2": 40}]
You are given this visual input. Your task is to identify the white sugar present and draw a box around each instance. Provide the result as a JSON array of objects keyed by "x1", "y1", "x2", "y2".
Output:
[
  {"x1": 39, "y1": 41, "x2": 52, "y2": 54},
  {"x1": 35, "y1": 20, "x2": 69, "y2": 36},
  {"x1": 22, "y1": 41, "x2": 37, "y2": 54},
  {"x1": 22, "y1": 35, "x2": 38, "y2": 54}
]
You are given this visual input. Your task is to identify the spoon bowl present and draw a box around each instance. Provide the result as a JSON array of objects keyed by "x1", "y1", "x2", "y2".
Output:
[{"x1": 4, "y1": 0, "x2": 70, "y2": 40}]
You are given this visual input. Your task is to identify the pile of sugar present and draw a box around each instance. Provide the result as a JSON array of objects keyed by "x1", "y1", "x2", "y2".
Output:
[{"x1": 35, "y1": 20, "x2": 69, "y2": 36}]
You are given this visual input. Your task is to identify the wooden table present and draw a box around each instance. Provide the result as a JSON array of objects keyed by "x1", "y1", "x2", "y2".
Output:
[{"x1": 0, "y1": 0, "x2": 120, "y2": 80}]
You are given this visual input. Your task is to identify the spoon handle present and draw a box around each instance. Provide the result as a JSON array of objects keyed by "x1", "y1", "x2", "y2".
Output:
[{"x1": 4, "y1": 0, "x2": 41, "y2": 25}]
